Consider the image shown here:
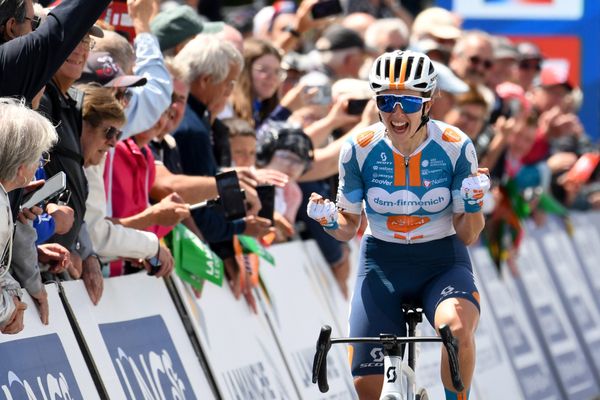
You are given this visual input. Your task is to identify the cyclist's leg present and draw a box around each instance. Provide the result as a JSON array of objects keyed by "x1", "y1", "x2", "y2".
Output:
[
  {"x1": 421, "y1": 238, "x2": 480, "y2": 400},
  {"x1": 435, "y1": 297, "x2": 479, "y2": 399},
  {"x1": 349, "y1": 236, "x2": 408, "y2": 399}
]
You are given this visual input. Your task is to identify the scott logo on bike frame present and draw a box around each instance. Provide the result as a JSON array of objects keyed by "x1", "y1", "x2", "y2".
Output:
[{"x1": 386, "y1": 366, "x2": 397, "y2": 383}]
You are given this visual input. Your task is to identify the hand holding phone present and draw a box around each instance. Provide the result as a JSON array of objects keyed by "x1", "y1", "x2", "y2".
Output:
[{"x1": 20, "y1": 172, "x2": 67, "y2": 210}]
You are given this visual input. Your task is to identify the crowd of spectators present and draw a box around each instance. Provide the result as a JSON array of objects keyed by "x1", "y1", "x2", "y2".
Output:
[{"x1": 0, "y1": 0, "x2": 597, "y2": 333}]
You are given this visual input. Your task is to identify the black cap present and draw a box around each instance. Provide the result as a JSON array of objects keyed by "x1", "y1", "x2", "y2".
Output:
[
  {"x1": 80, "y1": 52, "x2": 147, "y2": 88},
  {"x1": 316, "y1": 25, "x2": 366, "y2": 52}
]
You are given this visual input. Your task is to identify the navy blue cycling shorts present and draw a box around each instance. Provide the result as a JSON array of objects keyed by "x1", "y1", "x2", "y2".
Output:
[{"x1": 348, "y1": 234, "x2": 480, "y2": 377}]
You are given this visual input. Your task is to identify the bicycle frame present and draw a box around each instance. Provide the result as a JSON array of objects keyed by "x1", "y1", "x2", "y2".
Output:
[{"x1": 312, "y1": 324, "x2": 463, "y2": 400}]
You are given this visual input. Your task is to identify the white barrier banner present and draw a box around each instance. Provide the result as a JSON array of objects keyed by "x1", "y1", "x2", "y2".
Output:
[
  {"x1": 62, "y1": 275, "x2": 213, "y2": 399},
  {"x1": 471, "y1": 271, "x2": 524, "y2": 399},
  {"x1": 302, "y1": 240, "x2": 351, "y2": 336},
  {"x1": 260, "y1": 242, "x2": 357, "y2": 399},
  {"x1": 569, "y1": 212, "x2": 600, "y2": 308},
  {"x1": 512, "y1": 237, "x2": 600, "y2": 399},
  {"x1": 470, "y1": 247, "x2": 561, "y2": 400},
  {"x1": 171, "y1": 276, "x2": 299, "y2": 400},
  {"x1": 528, "y1": 217, "x2": 600, "y2": 379},
  {"x1": 0, "y1": 284, "x2": 99, "y2": 399}
]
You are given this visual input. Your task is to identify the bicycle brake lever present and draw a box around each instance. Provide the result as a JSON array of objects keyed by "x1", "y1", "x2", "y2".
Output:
[
  {"x1": 312, "y1": 325, "x2": 332, "y2": 393},
  {"x1": 439, "y1": 325, "x2": 465, "y2": 392}
]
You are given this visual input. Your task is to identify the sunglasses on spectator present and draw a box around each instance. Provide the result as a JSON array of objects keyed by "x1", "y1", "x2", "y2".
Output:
[
  {"x1": 519, "y1": 60, "x2": 541, "y2": 71},
  {"x1": 115, "y1": 88, "x2": 133, "y2": 104},
  {"x1": 104, "y1": 126, "x2": 122, "y2": 141},
  {"x1": 39, "y1": 151, "x2": 50, "y2": 168},
  {"x1": 375, "y1": 94, "x2": 431, "y2": 114},
  {"x1": 24, "y1": 15, "x2": 40, "y2": 31},
  {"x1": 468, "y1": 55, "x2": 493, "y2": 70},
  {"x1": 80, "y1": 37, "x2": 95, "y2": 51}
]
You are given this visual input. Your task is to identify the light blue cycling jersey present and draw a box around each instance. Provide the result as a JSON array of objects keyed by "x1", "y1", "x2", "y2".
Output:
[{"x1": 336, "y1": 119, "x2": 478, "y2": 244}]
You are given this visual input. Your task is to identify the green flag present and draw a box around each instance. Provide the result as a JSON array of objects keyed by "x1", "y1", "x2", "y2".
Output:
[
  {"x1": 167, "y1": 224, "x2": 224, "y2": 288},
  {"x1": 237, "y1": 235, "x2": 275, "y2": 265}
]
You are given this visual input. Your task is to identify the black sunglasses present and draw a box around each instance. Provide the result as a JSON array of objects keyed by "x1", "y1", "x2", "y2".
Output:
[
  {"x1": 519, "y1": 60, "x2": 541, "y2": 71},
  {"x1": 115, "y1": 89, "x2": 133, "y2": 104},
  {"x1": 24, "y1": 15, "x2": 40, "y2": 31},
  {"x1": 105, "y1": 126, "x2": 123, "y2": 141},
  {"x1": 469, "y1": 55, "x2": 493, "y2": 70}
]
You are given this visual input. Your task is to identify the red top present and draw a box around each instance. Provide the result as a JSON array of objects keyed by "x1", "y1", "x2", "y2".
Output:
[{"x1": 104, "y1": 137, "x2": 171, "y2": 275}]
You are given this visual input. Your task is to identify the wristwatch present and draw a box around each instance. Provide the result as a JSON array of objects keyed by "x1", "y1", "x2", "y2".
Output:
[{"x1": 282, "y1": 24, "x2": 301, "y2": 38}]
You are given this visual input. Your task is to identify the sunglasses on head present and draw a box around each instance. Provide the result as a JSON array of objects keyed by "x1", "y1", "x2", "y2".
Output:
[
  {"x1": 469, "y1": 55, "x2": 493, "y2": 70},
  {"x1": 104, "y1": 126, "x2": 122, "y2": 141},
  {"x1": 375, "y1": 94, "x2": 431, "y2": 114}
]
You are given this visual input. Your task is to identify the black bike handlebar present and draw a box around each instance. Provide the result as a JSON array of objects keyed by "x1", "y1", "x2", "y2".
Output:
[
  {"x1": 312, "y1": 324, "x2": 464, "y2": 394},
  {"x1": 312, "y1": 325, "x2": 332, "y2": 393}
]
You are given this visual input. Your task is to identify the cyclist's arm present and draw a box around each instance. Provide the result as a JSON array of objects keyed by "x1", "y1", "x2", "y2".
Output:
[
  {"x1": 451, "y1": 137, "x2": 486, "y2": 245},
  {"x1": 323, "y1": 210, "x2": 361, "y2": 242},
  {"x1": 452, "y1": 213, "x2": 485, "y2": 246}
]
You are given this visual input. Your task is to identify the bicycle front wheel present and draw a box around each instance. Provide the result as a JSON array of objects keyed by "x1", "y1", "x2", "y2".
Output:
[{"x1": 415, "y1": 388, "x2": 429, "y2": 400}]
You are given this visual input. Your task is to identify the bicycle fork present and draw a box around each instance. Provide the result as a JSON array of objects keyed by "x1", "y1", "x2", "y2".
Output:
[{"x1": 380, "y1": 340, "x2": 416, "y2": 400}]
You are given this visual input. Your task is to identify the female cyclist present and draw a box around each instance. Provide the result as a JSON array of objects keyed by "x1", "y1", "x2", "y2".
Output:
[{"x1": 307, "y1": 50, "x2": 490, "y2": 400}]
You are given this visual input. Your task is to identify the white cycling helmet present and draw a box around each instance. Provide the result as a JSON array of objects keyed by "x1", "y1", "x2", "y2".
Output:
[{"x1": 369, "y1": 50, "x2": 438, "y2": 94}]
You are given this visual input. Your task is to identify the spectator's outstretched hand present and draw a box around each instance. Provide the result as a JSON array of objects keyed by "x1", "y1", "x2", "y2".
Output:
[
  {"x1": 127, "y1": 0, "x2": 159, "y2": 33},
  {"x1": 152, "y1": 192, "x2": 190, "y2": 226},
  {"x1": 37, "y1": 243, "x2": 72, "y2": 275},
  {"x1": 327, "y1": 95, "x2": 362, "y2": 129},
  {"x1": 82, "y1": 255, "x2": 103, "y2": 305},
  {"x1": 243, "y1": 215, "x2": 274, "y2": 238},
  {"x1": 45, "y1": 203, "x2": 74, "y2": 235},
  {"x1": 252, "y1": 168, "x2": 289, "y2": 187}
]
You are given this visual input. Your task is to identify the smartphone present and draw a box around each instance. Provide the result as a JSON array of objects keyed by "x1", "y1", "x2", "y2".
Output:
[
  {"x1": 215, "y1": 171, "x2": 247, "y2": 221},
  {"x1": 20, "y1": 171, "x2": 67, "y2": 209},
  {"x1": 346, "y1": 98, "x2": 369, "y2": 115},
  {"x1": 256, "y1": 185, "x2": 275, "y2": 224},
  {"x1": 311, "y1": 0, "x2": 343, "y2": 19}
]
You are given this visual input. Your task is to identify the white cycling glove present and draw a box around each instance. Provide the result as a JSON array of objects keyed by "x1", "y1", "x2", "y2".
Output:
[
  {"x1": 460, "y1": 173, "x2": 491, "y2": 213},
  {"x1": 307, "y1": 199, "x2": 339, "y2": 230}
]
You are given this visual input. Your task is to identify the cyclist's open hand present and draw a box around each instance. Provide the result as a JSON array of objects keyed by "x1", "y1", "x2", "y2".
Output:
[{"x1": 307, "y1": 192, "x2": 338, "y2": 229}]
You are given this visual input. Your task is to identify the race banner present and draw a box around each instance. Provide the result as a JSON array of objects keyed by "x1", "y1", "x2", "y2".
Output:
[
  {"x1": 452, "y1": 0, "x2": 583, "y2": 20},
  {"x1": 171, "y1": 276, "x2": 300, "y2": 399},
  {"x1": 301, "y1": 240, "x2": 351, "y2": 336},
  {"x1": 0, "y1": 284, "x2": 99, "y2": 399},
  {"x1": 61, "y1": 275, "x2": 215, "y2": 399},
  {"x1": 470, "y1": 246, "x2": 562, "y2": 400},
  {"x1": 569, "y1": 212, "x2": 600, "y2": 310},
  {"x1": 511, "y1": 237, "x2": 600, "y2": 399},
  {"x1": 259, "y1": 242, "x2": 357, "y2": 399},
  {"x1": 526, "y1": 217, "x2": 600, "y2": 381}
]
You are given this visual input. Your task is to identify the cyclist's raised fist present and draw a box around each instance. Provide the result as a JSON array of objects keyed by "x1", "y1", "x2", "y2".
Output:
[{"x1": 307, "y1": 193, "x2": 338, "y2": 230}]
